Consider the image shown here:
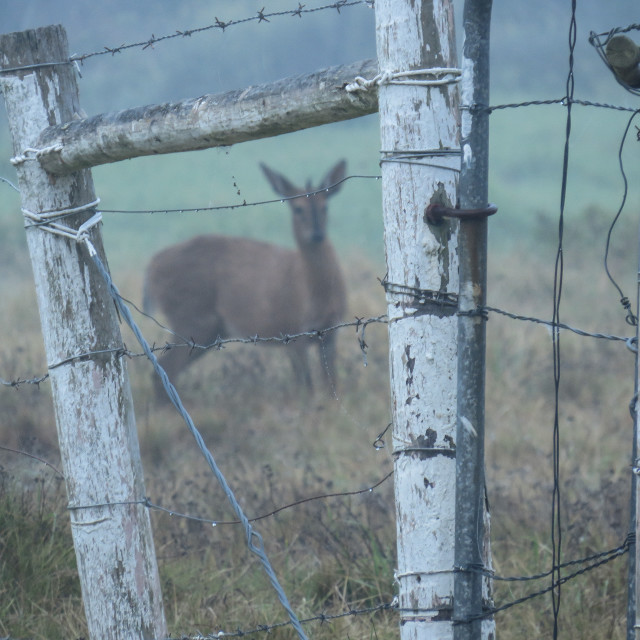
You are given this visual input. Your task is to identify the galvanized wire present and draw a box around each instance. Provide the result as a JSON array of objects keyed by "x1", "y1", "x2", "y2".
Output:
[{"x1": 86, "y1": 248, "x2": 310, "y2": 640}]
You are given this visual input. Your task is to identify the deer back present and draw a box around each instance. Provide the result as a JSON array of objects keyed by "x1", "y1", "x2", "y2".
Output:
[{"x1": 144, "y1": 160, "x2": 347, "y2": 345}]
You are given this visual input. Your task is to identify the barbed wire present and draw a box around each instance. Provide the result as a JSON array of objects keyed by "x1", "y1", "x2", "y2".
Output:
[
  {"x1": 194, "y1": 599, "x2": 397, "y2": 639},
  {"x1": 1, "y1": 424, "x2": 631, "y2": 631},
  {"x1": 0, "y1": 523, "x2": 624, "y2": 639},
  {"x1": 0, "y1": 372, "x2": 50, "y2": 388},
  {"x1": 73, "y1": 1, "x2": 373, "y2": 63},
  {"x1": 0, "y1": 9, "x2": 636, "y2": 640},
  {"x1": 0, "y1": 1, "x2": 373, "y2": 76},
  {"x1": 0, "y1": 316, "x2": 386, "y2": 388},
  {"x1": 1, "y1": 300, "x2": 634, "y2": 390}
]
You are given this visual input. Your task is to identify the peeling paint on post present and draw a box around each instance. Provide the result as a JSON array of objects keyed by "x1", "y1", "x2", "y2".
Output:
[
  {"x1": 374, "y1": 1, "x2": 460, "y2": 638},
  {"x1": 0, "y1": 26, "x2": 167, "y2": 639}
]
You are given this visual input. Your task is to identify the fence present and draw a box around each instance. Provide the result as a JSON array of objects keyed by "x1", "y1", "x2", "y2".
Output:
[{"x1": 0, "y1": 1, "x2": 639, "y2": 639}]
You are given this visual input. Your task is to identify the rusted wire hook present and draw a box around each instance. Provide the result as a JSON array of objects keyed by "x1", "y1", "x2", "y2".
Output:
[{"x1": 425, "y1": 202, "x2": 498, "y2": 225}]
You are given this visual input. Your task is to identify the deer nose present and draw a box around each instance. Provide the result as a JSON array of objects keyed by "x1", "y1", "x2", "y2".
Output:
[{"x1": 309, "y1": 208, "x2": 325, "y2": 243}]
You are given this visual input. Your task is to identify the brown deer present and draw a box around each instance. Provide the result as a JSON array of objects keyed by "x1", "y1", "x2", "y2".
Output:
[{"x1": 143, "y1": 160, "x2": 348, "y2": 397}]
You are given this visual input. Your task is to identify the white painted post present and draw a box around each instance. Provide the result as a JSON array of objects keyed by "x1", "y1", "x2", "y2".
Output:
[
  {"x1": 0, "y1": 26, "x2": 167, "y2": 639},
  {"x1": 374, "y1": 1, "x2": 460, "y2": 638}
]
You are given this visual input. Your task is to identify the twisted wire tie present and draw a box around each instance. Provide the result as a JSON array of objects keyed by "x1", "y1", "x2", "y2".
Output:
[
  {"x1": 10, "y1": 142, "x2": 64, "y2": 166},
  {"x1": 21, "y1": 199, "x2": 102, "y2": 256},
  {"x1": 345, "y1": 67, "x2": 462, "y2": 92}
]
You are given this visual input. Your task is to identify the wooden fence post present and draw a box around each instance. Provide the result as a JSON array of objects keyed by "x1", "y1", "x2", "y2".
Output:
[
  {"x1": 374, "y1": 1, "x2": 460, "y2": 637},
  {"x1": 0, "y1": 26, "x2": 167, "y2": 639}
]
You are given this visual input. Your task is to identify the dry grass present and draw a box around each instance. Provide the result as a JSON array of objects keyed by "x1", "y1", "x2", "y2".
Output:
[{"x1": 0, "y1": 212, "x2": 636, "y2": 638}]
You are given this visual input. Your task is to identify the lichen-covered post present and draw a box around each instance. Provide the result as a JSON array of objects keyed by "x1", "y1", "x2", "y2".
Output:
[
  {"x1": 374, "y1": 1, "x2": 460, "y2": 638},
  {"x1": 0, "y1": 26, "x2": 167, "y2": 639}
]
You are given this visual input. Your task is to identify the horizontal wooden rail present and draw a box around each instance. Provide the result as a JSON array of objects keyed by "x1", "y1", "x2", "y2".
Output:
[{"x1": 35, "y1": 58, "x2": 379, "y2": 175}]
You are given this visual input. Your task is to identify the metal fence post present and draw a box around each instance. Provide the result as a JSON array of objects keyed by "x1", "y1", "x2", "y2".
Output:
[{"x1": 454, "y1": 1, "x2": 495, "y2": 638}]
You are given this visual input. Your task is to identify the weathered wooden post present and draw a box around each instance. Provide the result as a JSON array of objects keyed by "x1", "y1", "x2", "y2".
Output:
[
  {"x1": 0, "y1": 26, "x2": 167, "y2": 639},
  {"x1": 374, "y1": 1, "x2": 460, "y2": 637}
]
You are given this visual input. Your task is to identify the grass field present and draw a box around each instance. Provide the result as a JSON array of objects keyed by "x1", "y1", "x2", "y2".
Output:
[{"x1": 1, "y1": 103, "x2": 639, "y2": 638}]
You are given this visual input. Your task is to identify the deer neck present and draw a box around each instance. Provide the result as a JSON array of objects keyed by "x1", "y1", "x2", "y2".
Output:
[{"x1": 297, "y1": 240, "x2": 342, "y2": 292}]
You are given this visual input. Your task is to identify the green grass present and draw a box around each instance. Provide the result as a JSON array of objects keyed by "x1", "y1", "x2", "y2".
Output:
[{"x1": 0, "y1": 475, "x2": 84, "y2": 639}]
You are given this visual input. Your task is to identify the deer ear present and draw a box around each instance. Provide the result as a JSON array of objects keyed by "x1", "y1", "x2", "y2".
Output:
[
  {"x1": 260, "y1": 163, "x2": 299, "y2": 198},
  {"x1": 320, "y1": 159, "x2": 347, "y2": 196}
]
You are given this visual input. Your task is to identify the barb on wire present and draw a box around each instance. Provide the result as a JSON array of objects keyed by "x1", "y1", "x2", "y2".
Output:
[
  {"x1": 0, "y1": 2, "x2": 374, "y2": 76},
  {"x1": 72, "y1": 2, "x2": 371, "y2": 65},
  {"x1": 0, "y1": 373, "x2": 50, "y2": 388},
  {"x1": 198, "y1": 599, "x2": 396, "y2": 638},
  {"x1": 4, "y1": 299, "x2": 635, "y2": 389},
  {"x1": 0, "y1": 313, "x2": 388, "y2": 388}
]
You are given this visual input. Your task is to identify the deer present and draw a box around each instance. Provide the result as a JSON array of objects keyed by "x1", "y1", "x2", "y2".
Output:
[{"x1": 143, "y1": 160, "x2": 348, "y2": 399}]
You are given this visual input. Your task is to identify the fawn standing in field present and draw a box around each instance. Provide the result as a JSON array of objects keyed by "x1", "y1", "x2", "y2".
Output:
[{"x1": 143, "y1": 160, "x2": 348, "y2": 399}]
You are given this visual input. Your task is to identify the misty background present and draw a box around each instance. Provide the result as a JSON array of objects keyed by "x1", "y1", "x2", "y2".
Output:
[{"x1": 1, "y1": 1, "x2": 639, "y2": 274}]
